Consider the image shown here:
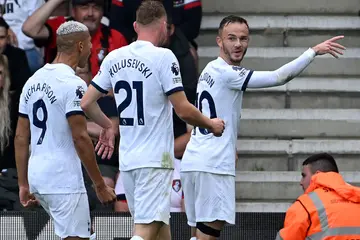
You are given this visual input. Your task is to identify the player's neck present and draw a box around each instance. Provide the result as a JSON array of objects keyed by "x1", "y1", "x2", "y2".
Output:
[
  {"x1": 137, "y1": 33, "x2": 160, "y2": 47},
  {"x1": 219, "y1": 54, "x2": 242, "y2": 66},
  {"x1": 52, "y1": 53, "x2": 79, "y2": 71}
]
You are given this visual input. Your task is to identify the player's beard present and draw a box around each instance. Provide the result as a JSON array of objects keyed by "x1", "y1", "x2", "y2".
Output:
[{"x1": 223, "y1": 43, "x2": 247, "y2": 65}]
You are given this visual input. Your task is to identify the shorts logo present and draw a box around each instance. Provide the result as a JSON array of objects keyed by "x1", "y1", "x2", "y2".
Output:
[
  {"x1": 76, "y1": 86, "x2": 85, "y2": 99},
  {"x1": 171, "y1": 62, "x2": 179, "y2": 76},
  {"x1": 172, "y1": 179, "x2": 181, "y2": 192}
]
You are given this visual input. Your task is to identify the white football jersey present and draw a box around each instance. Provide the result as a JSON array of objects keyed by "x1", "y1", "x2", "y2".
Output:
[
  {"x1": 181, "y1": 57, "x2": 253, "y2": 176},
  {"x1": 1, "y1": 0, "x2": 44, "y2": 50},
  {"x1": 91, "y1": 40, "x2": 184, "y2": 171},
  {"x1": 18, "y1": 63, "x2": 87, "y2": 194}
]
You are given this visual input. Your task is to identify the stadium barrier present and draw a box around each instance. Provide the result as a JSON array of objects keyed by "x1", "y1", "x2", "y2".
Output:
[{"x1": 0, "y1": 211, "x2": 285, "y2": 240}]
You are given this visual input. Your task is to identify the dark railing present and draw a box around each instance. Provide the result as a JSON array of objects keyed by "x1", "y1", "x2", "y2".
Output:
[{"x1": 0, "y1": 211, "x2": 285, "y2": 240}]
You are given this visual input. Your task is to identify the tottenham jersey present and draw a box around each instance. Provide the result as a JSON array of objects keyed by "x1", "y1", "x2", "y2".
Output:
[
  {"x1": 181, "y1": 57, "x2": 254, "y2": 176},
  {"x1": 18, "y1": 63, "x2": 87, "y2": 194},
  {"x1": 91, "y1": 40, "x2": 184, "y2": 171},
  {"x1": 1, "y1": 0, "x2": 44, "y2": 50}
]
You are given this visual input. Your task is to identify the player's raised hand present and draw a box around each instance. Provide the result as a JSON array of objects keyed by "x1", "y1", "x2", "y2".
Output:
[
  {"x1": 19, "y1": 186, "x2": 37, "y2": 208},
  {"x1": 312, "y1": 36, "x2": 346, "y2": 58},
  {"x1": 95, "y1": 127, "x2": 115, "y2": 160},
  {"x1": 210, "y1": 118, "x2": 225, "y2": 137},
  {"x1": 94, "y1": 183, "x2": 116, "y2": 204}
]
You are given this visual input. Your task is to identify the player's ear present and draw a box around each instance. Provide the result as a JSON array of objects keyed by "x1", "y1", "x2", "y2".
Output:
[
  {"x1": 216, "y1": 35, "x2": 222, "y2": 48},
  {"x1": 170, "y1": 24, "x2": 175, "y2": 36},
  {"x1": 133, "y1": 21, "x2": 139, "y2": 34},
  {"x1": 78, "y1": 41, "x2": 84, "y2": 53}
]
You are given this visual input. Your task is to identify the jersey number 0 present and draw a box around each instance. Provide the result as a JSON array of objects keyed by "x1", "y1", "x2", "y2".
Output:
[{"x1": 193, "y1": 90, "x2": 217, "y2": 135}]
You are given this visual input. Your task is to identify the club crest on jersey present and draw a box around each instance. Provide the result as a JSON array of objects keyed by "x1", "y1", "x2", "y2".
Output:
[
  {"x1": 171, "y1": 62, "x2": 179, "y2": 76},
  {"x1": 232, "y1": 66, "x2": 243, "y2": 72},
  {"x1": 232, "y1": 66, "x2": 247, "y2": 77},
  {"x1": 172, "y1": 179, "x2": 181, "y2": 192},
  {"x1": 76, "y1": 86, "x2": 85, "y2": 99}
]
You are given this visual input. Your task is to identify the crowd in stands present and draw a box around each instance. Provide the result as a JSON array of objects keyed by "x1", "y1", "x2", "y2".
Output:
[{"x1": 0, "y1": 0, "x2": 202, "y2": 213}]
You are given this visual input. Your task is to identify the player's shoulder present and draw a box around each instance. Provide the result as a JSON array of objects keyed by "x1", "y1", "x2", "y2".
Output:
[
  {"x1": 105, "y1": 46, "x2": 127, "y2": 62},
  {"x1": 155, "y1": 47, "x2": 176, "y2": 62},
  {"x1": 210, "y1": 58, "x2": 249, "y2": 80}
]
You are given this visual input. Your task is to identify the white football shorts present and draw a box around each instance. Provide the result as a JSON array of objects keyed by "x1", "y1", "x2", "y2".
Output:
[
  {"x1": 34, "y1": 192, "x2": 91, "y2": 239},
  {"x1": 121, "y1": 168, "x2": 173, "y2": 225},
  {"x1": 181, "y1": 171, "x2": 235, "y2": 227}
]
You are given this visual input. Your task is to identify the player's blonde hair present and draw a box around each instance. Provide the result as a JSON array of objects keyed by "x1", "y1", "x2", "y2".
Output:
[
  {"x1": 56, "y1": 20, "x2": 89, "y2": 53},
  {"x1": 136, "y1": 0, "x2": 167, "y2": 26},
  {"x1": 0, "y1": 54, "x2": 11, "y2": 153},
  {"x1": 56, "y1": 20, "x2": 88, "y2": 36}
]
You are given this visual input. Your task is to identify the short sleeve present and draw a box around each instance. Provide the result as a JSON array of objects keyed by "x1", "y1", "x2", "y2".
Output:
[
  {"x1": 159, "y1": 50, "x2": 184, "y2": 96},
  {"x1": 224, "y1": 65, "x2": 254, "y2": 91},
  {"x1": 27, "y1": 0, "x2": 45, "y2": 15},
  {"x1": 65, "y1": 80, "x2": 87, "y2": 118},
  {"x1": 90, "y1": 55, "x2": 112, "y2": 94},
  {"x1": 18, "y1": 84, "x2": 28, "y2": 118}
]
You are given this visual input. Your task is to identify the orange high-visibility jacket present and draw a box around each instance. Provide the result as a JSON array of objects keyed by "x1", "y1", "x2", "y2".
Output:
[{"x1": 275, "y1": 172, "x2": 360, "y2": 240}]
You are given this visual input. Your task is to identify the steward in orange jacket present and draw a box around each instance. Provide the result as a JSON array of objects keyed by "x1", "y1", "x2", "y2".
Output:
[{"x1": 276, "y1": 153, "x2": 360, "y2": 240}]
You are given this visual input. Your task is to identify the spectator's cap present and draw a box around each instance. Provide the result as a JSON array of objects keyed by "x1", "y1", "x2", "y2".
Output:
[{"x1": 72, "y1": 0, "x2": 104, "y2": 7}]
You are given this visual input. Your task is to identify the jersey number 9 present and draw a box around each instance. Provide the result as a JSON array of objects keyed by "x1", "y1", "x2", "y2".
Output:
[{"x1": 32, "y1": 99, "x2": 48, "y2": 145}]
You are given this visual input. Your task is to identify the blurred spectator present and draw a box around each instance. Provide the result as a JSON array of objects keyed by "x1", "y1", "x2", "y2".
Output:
[
  {"x1": 0, "y1": 17, "x2": 31, "y2": 105},
  {"x1": 22, "y1": 0, "x2": 128, "y2": 77},
  {"x1": 0, "y1": 54, "x2": 21, "y2": 210},
  {"x1": 110, "y1": 0, "x2": 201, "y2": 71},
  {"x1": 1, "y1": 0, "x2": 45, "y2": 73},
  {"x1": 0, "y1": 54, "x2": 11, "y2": 167}
]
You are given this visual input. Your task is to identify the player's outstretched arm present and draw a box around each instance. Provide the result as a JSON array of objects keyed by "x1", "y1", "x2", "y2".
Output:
[
  {"x1": 168, "y1": 91, "x2": 225, "y2": 137},
  {"x1": 68, "y1": 114, "x2": 116, "y2": 204},
  {"x1": 246, "y1": 36, "x2": 346, "y2": 89},
  {"x1": 81, "y1": 85, "x2": 115, "y2": 159}
]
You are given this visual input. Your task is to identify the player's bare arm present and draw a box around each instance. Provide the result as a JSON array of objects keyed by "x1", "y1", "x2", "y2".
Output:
[
  {"x1": 68, "y1": 114, "x2": 116, "y2": 204},
  {"x1": 246, "y1": 36, "x2": 346, "y2": 89},
  {"x1": 14, "y1": 116, "x2": 37, "y2": 208},
  {"x1": 87, "y1": 117, "x2": 119, "y2": 141},
  {"x1": 168, "y1": 91, "x2": 225, "y2": 137},
  {"x1": 22, "y1": 0, "x2": 66, "y2": 39},
  {"x1": 81, "y1": 85, "x2": 115, "y2": 159}
]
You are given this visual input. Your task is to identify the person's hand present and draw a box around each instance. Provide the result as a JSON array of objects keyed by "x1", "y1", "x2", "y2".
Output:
[
  {"x1": 95, "y1": 127, "x2": 115, "y2": 159},
  {"x1": 210, "y1": 118, "x2": 225, "y2": 137},
  {"x1": 94, "y1": 182, "x2": 116, "y2": 204},
  {"x1": 19, "y1": 186, "x2": 37, "y2": 208},
  {"x1": 8, "y1": 28, "x2": 18, "y2": 47},
  {"x1": 312, "y1": 36, "x2": 346, "y2": 58}
]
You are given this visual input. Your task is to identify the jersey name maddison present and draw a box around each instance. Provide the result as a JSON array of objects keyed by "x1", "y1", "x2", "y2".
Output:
[
  {"x1": 18, "y1": 63, "x2": 87, "y2": 194},
  {"x1": 91, "y1": 40, "x2": 184, "y2": 171},
  {"x1": 181, "y1": 57, "x2": 253, "y2": 176}
]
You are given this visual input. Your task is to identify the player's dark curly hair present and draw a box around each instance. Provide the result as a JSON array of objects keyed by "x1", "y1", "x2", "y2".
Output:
[{"x1": 218, "y1": 15, "x2": 249, "y2": 35}]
